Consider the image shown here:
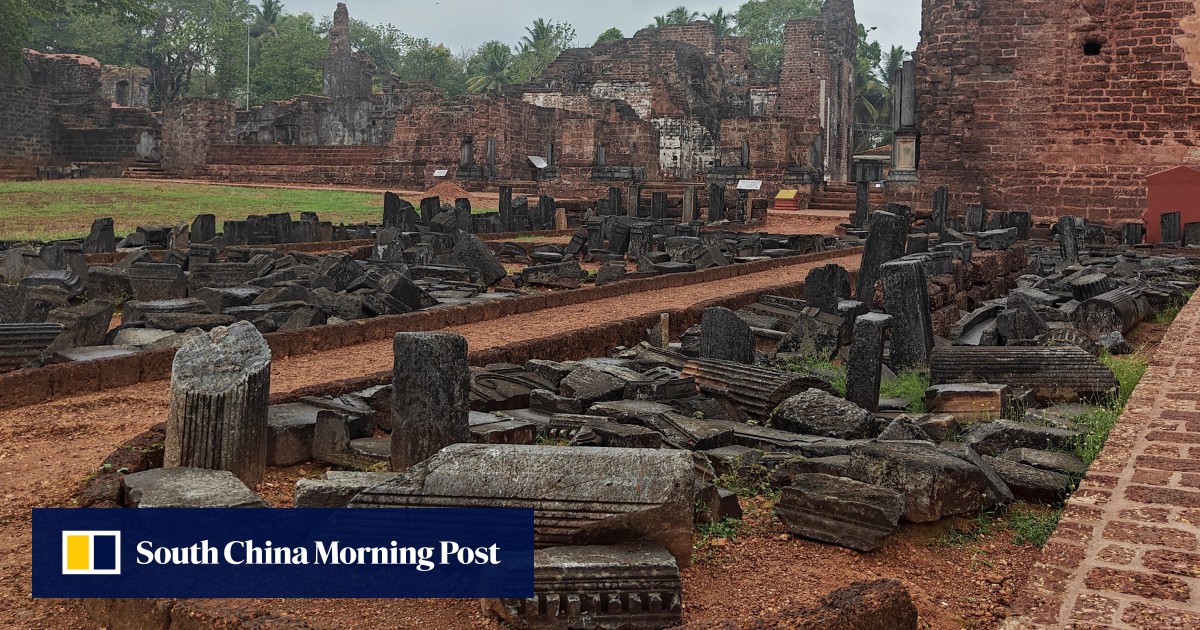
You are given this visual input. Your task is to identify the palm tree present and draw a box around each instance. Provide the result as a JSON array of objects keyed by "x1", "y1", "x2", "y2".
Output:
[
  {"x1": 702, "y1": 8, "x2": 736, "y2": 37},
  {"x1": 250, "y1": 0, "x2": 283, "y2": 38},
  {"x1": 467, "y1": 41, "x2": 513, "y2": 93},
  {"x1": 520, "y1": 18, "x2": 556, "y2": 54},
  {"x1": 648, "y1": 15, "x2": 668, "y2": 29},
  {"x1": 665, "y1": 6, "x2": 699, "y2": 24},
  {"x1": 853, "y1": 52, "x2": 887, "y2": 153}
]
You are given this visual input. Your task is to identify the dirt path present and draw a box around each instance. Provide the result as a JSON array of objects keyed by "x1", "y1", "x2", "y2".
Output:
[{"x1": 0, "y1": 253, "x2": 861, "y2": 629}]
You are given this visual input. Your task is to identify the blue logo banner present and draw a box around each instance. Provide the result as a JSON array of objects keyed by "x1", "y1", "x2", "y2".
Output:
[{"x1": 33, "y1": 508, "x2": 535, "y2": 598}]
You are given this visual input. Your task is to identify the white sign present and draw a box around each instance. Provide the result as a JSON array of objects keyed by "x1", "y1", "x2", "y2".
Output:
[
  {"x1": 736, "y1": 180, "x2": 763, "y2": 191},
  {"x1": 433, "y1": 169, "x2": 448, "y2": 177},
  {"x1": 527, "y1": 156, "x2": 548, "y2": 169}
]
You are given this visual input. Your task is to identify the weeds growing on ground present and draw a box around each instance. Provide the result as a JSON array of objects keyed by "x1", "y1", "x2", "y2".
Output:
[
  {"x1": 932, "y1": 503, "x2": 1062, "y2": 548},
  {"x1": 1073, "y1": 352, "x2": 1148, "y2": 465},
  {"x1": 774, "y1": 357, "x2": 848, "y2": 396},
  {"x1": 880, "y1": 369, "x2": 930, "y2": 412}
]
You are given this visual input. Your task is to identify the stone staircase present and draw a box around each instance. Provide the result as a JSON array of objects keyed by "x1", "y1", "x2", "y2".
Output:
[
  {"x1": 122, "y1": 160, "x2": 170, "y2": 180},
  {"x1": 779, "y1": 182, "x2": 886, "y2": 219}
]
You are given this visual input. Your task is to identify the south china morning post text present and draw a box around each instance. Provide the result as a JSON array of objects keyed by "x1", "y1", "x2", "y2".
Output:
[
  {"x1": 134, "y1": 538, "x2": 500, "y2": 570},
  {"x1": 33, "y1": 507, "x2": 535, "y2": 598}
]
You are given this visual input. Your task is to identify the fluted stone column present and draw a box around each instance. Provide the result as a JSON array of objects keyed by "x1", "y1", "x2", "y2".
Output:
[
  {"x1": 164, "y1": 321, "x2": 271, "y2": 487},
  {"x1": 390, "y1": 332, "x2": 471, "y2": 470}
]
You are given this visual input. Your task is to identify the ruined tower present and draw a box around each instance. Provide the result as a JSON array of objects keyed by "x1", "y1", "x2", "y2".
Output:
[{"x1": 322, "y1": 3, "x2": 374, "y2": 99}]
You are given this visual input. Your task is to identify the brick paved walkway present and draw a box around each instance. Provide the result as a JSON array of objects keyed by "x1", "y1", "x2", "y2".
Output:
[{"x1": 1006, "y1": 291, "x2": 1200, "y2": 629}]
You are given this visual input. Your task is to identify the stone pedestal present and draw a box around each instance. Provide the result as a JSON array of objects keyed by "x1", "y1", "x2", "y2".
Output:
[
  {"x1": 164, "y1": 321, "x2": 271, "y2": 487},
  {"x1": 845, "y1": 312, "x2": 892, "y2": 412},
  {"x1": 390, "y1": 332, "x2": 471, "y2": 470}
]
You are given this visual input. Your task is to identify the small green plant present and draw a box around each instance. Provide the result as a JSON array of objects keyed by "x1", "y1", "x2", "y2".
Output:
[
  {"x1": 1008, "y1": 505, "x2": 1062, "y2": 547},
  {"x1": 1073, "y1": 352, "x2": 1148, "y2": 465},
  {"x1": 880, "y1": 369, "x2": 930, "y2": 413},
  {"x1": 535, "y1": 433, "x2": 571, "y2": 447},
  {"x1": 774, "y1": 357, "x2": 847, "y2": 396},
  {"x1": 695, "y1": 517, "x2": 742, "y2": 546},
  {"x1": 1151, "y1": 290, "x2": 1192, "y2": 324},
  {"x1": 932, "y1": 510, "x2": 999, "y2": 547},
  {"x1": 692, "y1": 410, "x2": 705, "y2": 419},
  {"x1": 713, "y1": 458, "x2": 775, "y2": 498}
]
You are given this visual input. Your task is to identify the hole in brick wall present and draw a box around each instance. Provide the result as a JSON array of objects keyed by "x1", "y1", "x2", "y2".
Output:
[{"x1": 1083, "y1": 40, "x2": 1103, "y2": 56}]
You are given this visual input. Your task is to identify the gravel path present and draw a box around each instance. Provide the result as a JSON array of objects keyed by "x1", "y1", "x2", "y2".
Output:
[{"x1": 0, "y1": 252, "x2": 861, "y2": 629}]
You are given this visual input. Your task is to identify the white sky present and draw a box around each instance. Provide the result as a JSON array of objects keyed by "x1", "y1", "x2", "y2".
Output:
[{"x1": 281, "y1": 0, "x2": 921, "y2": 57}]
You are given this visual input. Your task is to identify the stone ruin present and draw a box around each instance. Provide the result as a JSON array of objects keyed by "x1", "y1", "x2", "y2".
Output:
[
  {"x1": 75, "y1": 188, "x2": 1200, "y2": 627},
  {"x1": 0, "y1": 183, "x2": 838, "y2": 374}
]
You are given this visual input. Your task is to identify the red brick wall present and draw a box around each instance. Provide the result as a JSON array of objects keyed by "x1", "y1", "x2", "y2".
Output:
[{"x1": 910, "y1": 0, "x2": 1200, "y2": 222}]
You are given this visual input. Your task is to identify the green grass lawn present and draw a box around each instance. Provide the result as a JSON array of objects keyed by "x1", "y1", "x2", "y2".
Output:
[
  {"x1": 0, "y1": 180, "x2": 498, "y2": 242},
  {"x1": 0, "y1": 180, "x2": 390, "y2": 242}
]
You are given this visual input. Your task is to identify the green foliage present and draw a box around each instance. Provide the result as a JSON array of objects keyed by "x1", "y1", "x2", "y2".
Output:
[
  {"x1": 932, "y1": 504, "x2": 1062, "y2": 548},
  {"x1": 250, "y1": 12, "x2": 324, "y2": 102},
  {"x1": 733, "y1": 0, "x2": 821, "y2": 76},
  {"x1": 703, "y1": 8, "x2": 737, "y2": 37},
  {"x1": 713, "y1": 456, "x2": 774, "y2": 498},
  {"x1": 395, "y1": 34, "x2": 468, "y2": 96},
  {"x1": 594, "y1": 27, "x2": 624, "y2": 45},
  {"x1": 4, "y1": 0, "x2": 153, "y2": 80},
  {"x1": 1151, "y1": 291, "x2": 1192, "y2": 324},
  {"x1": 509, "y1": 18, "x2": 575, "y2": 84},
  {"x1": 466, "y1": 40, "x2": 513, "y2": 93},
  {"x1": 879, "y1": 369, "x2": 930, "y2": 413},
  {"x1": 1072, "y1": 352, "x2": 1148, "y2": 465},
  {"x1": 774, "y1": 357, "x2": 847, "y2": 397},
  {"x1": 695, "y1": 517, "x2": 741, "y2": 545}
]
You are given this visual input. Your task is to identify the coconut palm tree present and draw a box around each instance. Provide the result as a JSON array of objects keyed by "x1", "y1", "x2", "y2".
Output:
[
  {"x1": 250, "y1": 0, "x2": 283, "y2": 38},
  {"x1": 467, "y1": 41, "x2": 513, "y2": 93},
  {"x1": 702, "y1": 8, "x2": 736, "y2": 37},
  {"x1": 665, "y1": 6, "x2": 699, "y2": 24},
  {"x1": 519, "y1": 18, "x2": 556, "y2": 53}
]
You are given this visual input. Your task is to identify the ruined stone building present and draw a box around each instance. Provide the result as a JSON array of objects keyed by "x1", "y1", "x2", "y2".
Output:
[
  {"x1": 895, "y1": 0, "x2": 1200, "y2": 223},
  {"x1": 160, "y1": 0, "x2": 858, "y2": 202},
  {"x1": 0, "y1": 50, "x2": 158, "y2": 179}
]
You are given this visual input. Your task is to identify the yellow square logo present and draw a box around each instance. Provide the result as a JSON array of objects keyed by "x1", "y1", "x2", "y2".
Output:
[{"x1": 61, "y1": 531, "x2": 121, "y2": 575}]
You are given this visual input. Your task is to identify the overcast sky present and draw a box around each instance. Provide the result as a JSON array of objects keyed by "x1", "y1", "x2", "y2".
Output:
[{"x1": 282, "y1": 0, "x2": 921, "y2": 57}]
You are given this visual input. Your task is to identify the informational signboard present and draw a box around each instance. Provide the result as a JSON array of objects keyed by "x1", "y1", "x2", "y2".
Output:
[
  {"x1": 736, "y1": 180, "x2": 763, "y2": 191},
  {"x1": 527, "y1": 156, "x2": 548, "y2": 169},
  {"x1": 433, "y1": 169, "x2": 449, "y2": 177}
]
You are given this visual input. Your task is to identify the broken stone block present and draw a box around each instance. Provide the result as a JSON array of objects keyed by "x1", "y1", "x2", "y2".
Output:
[
  {"x1": 313, "y1": 411, "x2": 383, "y2": 469},
  {"x1": 111, "y1": 327, "x2": 175, "y2": 348},
  {"x1": 845, "y1": 441, "x2": 993, "y2": 522},
  {"x1": 595, "y1": 261, "x2": 627, "y2": 286},
  {"x1": 45, "y1": 300, "x2": 114, "y2": 349},
  {"x1": 931, "y1": 345, "x2": 1119, "y2": 403},
  {"x1": 452, "y1": 235, "x2": 507, "y2": 286},
  {"x1": 164, "y1": 322, "x2": 271, "y2": 487},
  {"x1": 530, "y1": 389, "x2": 584, "y2": 414},
  {"x1": 983, "y1": 456, "x2": 1075, "y2": 504},
  {"x1": 522, "y1": 261, "x2": 583, "y2": 289},
  {"x1": 484, "y1": 544, "x2": 682, "y2": 630},
  {"x1": 0, "y1": 322, "x2": 64, "y2": 372},
  {"x1": 266, "y1": 403, "x2": 323, "y2": 467},
  {"x1": 770, "y1": 389, "x2": 874, "y2": 439},
  {"x1": 468, "y1": 412, "x2": 537, "y2": 444},
  {"x1": 1000, "y1": 448, "x2": 1087, "y2": 476},
  {"x1": 975, "y1": 227, "x2": 1018, "y2": 250},
  {"x1": 877, "y1": 415, "x2": 933, "y2": 442},
  {"x1": 350, "y1": 444, "x2": 695, "y2": 566},
  {"x1": 82, "y1": 217, "x2": 116, "y2": 253},
  {"x1": 294, "y1": 471, "x2": 401, "y2": 508},
  {"x1": 962, "y1": 420, "x2": 1083, "y2": 457},
  {"x1": 144, "y1": 312, "x2": 235, "y2": 332},
  {"x1": 925, "y1": 383, "x2": 1013, "y2": 422},
  {"x1": 804, "y1": 264, "x2": 852, "y2": 313},
  {"x1": 85, "y1": 267, "x2": 134, "y2": 303},
  {"x1": 122, "y1": 467, "x2": 267, "y2": 508},
  {"x1": 524, "y1": 359, "x2": 576, "y2": 386},
  {"x1": 699, "y1": 306, "x2": 754, "y2": 364},
  {"x1": 775, "y1": 307, "x2": 842, "y2": 360},
  {"x1": 314, "y1": 252, "x2": 364, "y2": 292},
  {"x1": 560, "y1": 365, "x2": 627, "y2": 405},
  {"x1": 391, "y1": 332, "x2": 471, "y2": 471},
  {"x1": 917, "y1": 414, "x2": 962, "y2": 442},
  {"x1": 128, "y1": 263, "x2": 186, "y2": 301},
  {"x1": 1098, "y1": 330, "x2": 1132, "y2": 355},
  {"x1": 775, "y1": 473, "x2": 904, "y2": 551},
  {"x1": 856, "y1": 210, "x2": 908, "y2": 302}
]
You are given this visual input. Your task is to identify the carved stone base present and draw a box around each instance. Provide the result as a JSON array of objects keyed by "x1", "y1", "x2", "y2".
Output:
[{"x1": 484, "y1": 544, "x2": 682, "y2": 630}]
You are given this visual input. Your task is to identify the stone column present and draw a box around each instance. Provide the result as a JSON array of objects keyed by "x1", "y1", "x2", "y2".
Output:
[
  {"x1": 420, "y1": 196, "x2": 440, "y2": 224},
  {"x1": 881, "y1": 259, "x2": 934, "y2": 371},
  {"x1": 498, "y1": 186, "x2": 512, "y2": 231},
  {"x1": 391, "y1": 332, "x2": 471, "y2": 470},
  {"x1": 845, "y1": 313, "x2": 892, "y2": 412},
  {"x1": 1058, "y1": 215, "x2": 1080, "y2": 262},
  {"x1": 854, "y1": 181, "x2": 870, "y2": 228},
  {"x1": 699, "y1": 307, "x2": 754, "y2": 364},
  {"x1": 682, "y1": 186, "x2": 696, "y2": 223},
  {"x1": 164, "y1": 321, "x2": 271, "y2": 487},
  {"x1": 930, "y1": 186, "x2": 948, "y2": 235},
  {"x1": 855, "y1": 210, "x2": 908, "y2": 303},
  {"x1": 652, "y1": 192, "x2": 667, "y2": 220},
  {"x1": 708, "y1": 184, "x2": 725, "y2": 222}
]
